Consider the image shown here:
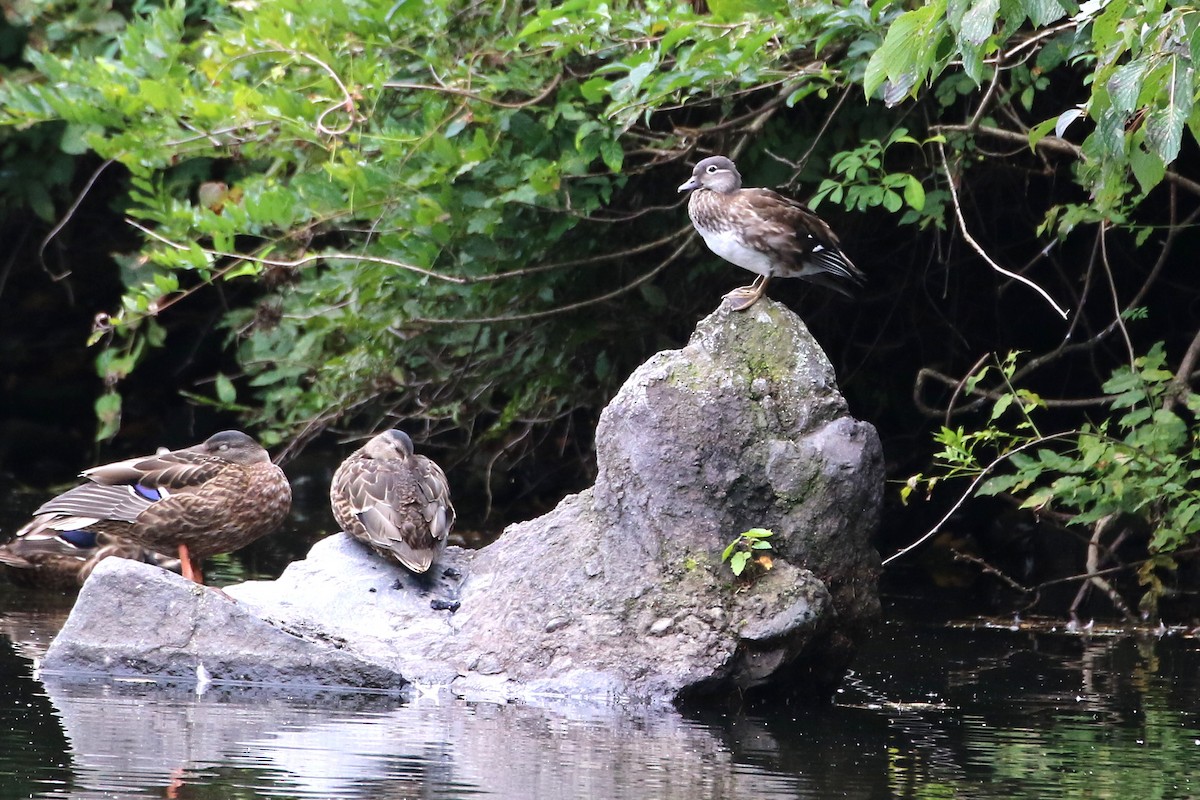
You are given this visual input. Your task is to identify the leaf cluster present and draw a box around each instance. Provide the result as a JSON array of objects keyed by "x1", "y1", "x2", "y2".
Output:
[
  {"x1": 721, "y1": 527, "x2": 774, "y2": 578},
  {"x1": 918, "y1": 346, "x2": 1200, "y2": 611}
]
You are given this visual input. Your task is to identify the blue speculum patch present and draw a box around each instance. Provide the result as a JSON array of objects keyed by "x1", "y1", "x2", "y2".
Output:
[
  {"x1": 134, "y1": 483, "x2": 162, "y2": 501},
  {"x1": 58, "y1": 529, "x2": 98, "y2": 548}
]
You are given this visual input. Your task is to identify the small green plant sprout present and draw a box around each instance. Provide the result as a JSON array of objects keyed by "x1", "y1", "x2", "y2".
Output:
[{"x1": 722, "y1": 528, "x2": 775, "y2": 577}]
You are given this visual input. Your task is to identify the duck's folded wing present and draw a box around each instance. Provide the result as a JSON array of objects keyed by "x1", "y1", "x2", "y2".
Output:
[
  {"x1": 84, "y1": 451, "x2": 228, "y2": 491},
  {"x1": 415, "y1": 458, "x2": 455, "y2": 542},
  {"x1": 33, "y1": 482, "x2": 161, "y2": 523},
  {"x1": 357, "y1": 503, "x2": 432, "y2": 572}
]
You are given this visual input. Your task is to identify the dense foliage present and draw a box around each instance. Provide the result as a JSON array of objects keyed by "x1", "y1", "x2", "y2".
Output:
[{"x1": 2, "y1": 0, "x2": 1200, "y2": 615}]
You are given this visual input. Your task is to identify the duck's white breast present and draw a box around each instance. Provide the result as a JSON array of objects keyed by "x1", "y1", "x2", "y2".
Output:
[{"x1": 696, "y1": 228, "x2": 774, "y2": 277}]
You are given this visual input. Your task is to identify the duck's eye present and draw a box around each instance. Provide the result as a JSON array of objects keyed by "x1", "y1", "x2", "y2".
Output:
[{"x1": 705, "y1": 164, "x2": 719, "y2": 174}]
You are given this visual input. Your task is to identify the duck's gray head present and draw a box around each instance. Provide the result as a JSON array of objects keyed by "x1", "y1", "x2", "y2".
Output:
[
  {"x1": 677, "y1": 156, "x2": 742, "y2": 195},
  {"x1": 197, "y1": 430, "x2": 271, "y2": 465},
  {"x1": 364, "y1": 429, "x2": 415, "y2": 460}
]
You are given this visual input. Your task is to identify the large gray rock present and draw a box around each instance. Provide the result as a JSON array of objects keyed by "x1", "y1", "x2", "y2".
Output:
[
  {"x1": 42, "y1": 556, "x2": 407, "y2": 689},
  {"x1": 42, "y1": 300, "x2": 883, "y2": 704}
]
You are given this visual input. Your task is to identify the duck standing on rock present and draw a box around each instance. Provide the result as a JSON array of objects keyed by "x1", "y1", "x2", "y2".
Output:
[
  {"x1": 11, "y1": 430, "x2": 291, "y2": 585},
  {"x1": 330, "y1": 429, "x2": 455, "y2": 574},
  {"x1": 678, "y1": 155, "x2": 865, "y2": 310}
]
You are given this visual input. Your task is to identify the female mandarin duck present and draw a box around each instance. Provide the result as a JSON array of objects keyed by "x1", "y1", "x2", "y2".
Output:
[
  {"x1": 678, "y1": 155, "x2": 865, "y2": 310},
  {"x1": 12, "y1": 430, "x2": 291, "y2": 585},
  {"x1": 330, "y1": 429, "x2": 455, "y2": 574},
  {"x1": 0, "y1": 529, "x2": 180, "y2": 589}
]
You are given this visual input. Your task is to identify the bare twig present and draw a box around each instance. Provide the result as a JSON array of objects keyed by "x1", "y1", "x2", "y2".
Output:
[
  {"x1": 943, "y1": 352, "x2": 990, "y2": 425},
  {"x1": 938, "y1": 141, "x2": 1069, "y2": 319},
  {"x1": 128, "y1": 220, "x2": 468, "y2": 284},
  {"x1": 1165, "y1": 324, "x2": 1200, "y2": 412},
  {"x1": 39, "y1": 158, "x2": 117, "y2": 280},
  {"x1": 934, "y1": 124, "x2": 1200, "y2": 198},
  {"x1": 408, "y1": 234, "x2": 692, "y2": 325},
  {"x1": 384, "y1": 73, "x2": 562, "y2": 109},
  {"x1": 951, "y1": 548, "x2": 1034, "y2": 594},
  {"x1": 1069, "y1": 515, "x2": 1137, "y2": 622},
  {"x1": 914, "y1": 366, "x2": 1113, "y2": 417},
  {"x1": 882, "y1": 432, "x2": 1078, "y2": 566},
  {"x1": 1097, "y1": 222, "x2": 1136, "y2": 368}
]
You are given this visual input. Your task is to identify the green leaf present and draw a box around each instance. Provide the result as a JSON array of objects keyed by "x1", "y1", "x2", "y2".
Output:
[
  {"x1": 1145, "y1": 61, "x2": 1191, "y2": 164},
  {"x1": 864, "y1": 0, "x2": 949, "y2": 100},
  {"x1": 903, "y1": 175, "x2": 926, "y2": 211},
  {"x1": 990, "y1": 393, "x2": 1014, "y2": 420},
  {"x1": 1055, "y1": 107, "x2": 1085, "y2": 139},
  {"x1": 1129, "y1": 145, "x2": 1166, "y2": 194},
  {"x1": 94, "y1": 391, "x2": 122, "y2": 441},
  {"x1": 1107, "y1": 60, "x2": 1147, "y2": 115},
  {"x1": 977, "y1": 473, "x2": 1023, "y2": 496},
  {"x1": 214, "y1": 373, "x2": 237, "y2": 404},
  {"x1": 959, "y1": 0, "x2": 999, "y2": 46},
  {"x1": 721, "y1": 541, "x2": 738, "y2": 562},
  {"x1": 730, "y1": 551, "x2": 751, "y2": 576},
  {"x1": 600, "y1": 138, "x2": 624, "y2": 173},
  {"x1": 1022, "y1": 0, "x2": 1068, "y2": 26}
]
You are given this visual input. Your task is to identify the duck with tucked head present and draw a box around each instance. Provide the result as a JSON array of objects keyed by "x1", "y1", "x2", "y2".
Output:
[
  {"x1": 12, "y1": 430, "x2": 292, "y2": 585},
  {"x1": 0, "y1": 529, "x2": 180, "y2": 590},
  {"x1": 678, "y1": 155, "x2": 865, "y2": 311},
  {"x1": 330, "y1": 429, "x2": 455, "y2": 574}
]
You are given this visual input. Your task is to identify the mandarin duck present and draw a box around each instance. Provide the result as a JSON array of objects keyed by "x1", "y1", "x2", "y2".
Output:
[{"x1": 678, "y1": 155, "x2": 865, "y2": 310}]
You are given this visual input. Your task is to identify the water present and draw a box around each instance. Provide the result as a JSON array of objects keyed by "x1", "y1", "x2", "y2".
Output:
[
  {"x1": 2, "y1": 595, "x2": 1198, "y2": 799},
  {"x1": 3, "y1": 481, "x2": 1200, "y2": 798}
]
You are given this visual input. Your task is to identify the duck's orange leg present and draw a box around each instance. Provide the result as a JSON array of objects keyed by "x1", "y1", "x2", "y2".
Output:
[{"x1": 178, "y1": 544, "x2": 204, "y2": 584}]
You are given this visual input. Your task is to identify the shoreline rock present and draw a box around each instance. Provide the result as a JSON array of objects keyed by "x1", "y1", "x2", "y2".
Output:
[{"x1": 41, "y1": 300, "x2": 884, "y2": 705}]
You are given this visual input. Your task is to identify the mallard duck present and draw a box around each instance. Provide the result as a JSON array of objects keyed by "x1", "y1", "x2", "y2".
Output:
[
  {"x1": 678, "y1": 155, "x2": 865, "y2": 311},
  {"x1": 0, "y1": 529, "x2": 181, "y2": 590},
  {"x1": 330, "y1": 429, "x2": 455, "y2": 573},
  {"x1": 17, "y1": 430, "x2": 291, "y2": 585}
]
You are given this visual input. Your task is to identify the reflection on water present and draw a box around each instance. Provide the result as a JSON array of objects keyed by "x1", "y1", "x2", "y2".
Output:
[
  {"x1": 25, "y1": 673, "x2": 816, "y2": 800},
  {"x1": 1, "y1": 599, "x2": 1199, "y2": 799},
  {"x1": 3, "y1": 479, "x2": 1199, "y2": 799}
]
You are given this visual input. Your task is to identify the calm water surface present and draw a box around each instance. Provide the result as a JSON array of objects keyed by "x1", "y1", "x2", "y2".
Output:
[
  {"x1": 2, "y1": 487, "x2": 1199, "y2": 798},
  {"x1": 1, "y1": 591, "x2": 1198, "y2": 799}
]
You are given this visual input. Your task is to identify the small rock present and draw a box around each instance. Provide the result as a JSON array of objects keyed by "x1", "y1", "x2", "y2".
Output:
[
  {"x1": 430, "y1": 598, "x2": 460, "y2": 612},
  {"x1": 544, "y1": 617, "x2": 571, "y2": 633},
  {"x1": 473, "y1": 653, "x2": 503, "y2": 675},
  {"x1": 649, "y1": 617, "x2": 674, "y2": 636}
]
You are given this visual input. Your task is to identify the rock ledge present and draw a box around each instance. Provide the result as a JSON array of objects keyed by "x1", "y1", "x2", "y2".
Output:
[{"x1": 42, "y1": 300, "x2": 883, "y2": 704}]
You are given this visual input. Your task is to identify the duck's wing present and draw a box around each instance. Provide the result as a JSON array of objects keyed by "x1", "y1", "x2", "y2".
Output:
[
  {"x1": 414, "y1": 456, "x2": 455, "y2": 544},
  {"x1": 739, "y1": 189, "x2": 865, "y2": 291},
  {"x1": 0, "y1": 519, "x2": 97, "y2": 567},
  {"x1": 33, "y1": 482, "x2": 163, "y2": 524},
  {"x1": 35, "y1": 449, "x2": 232, "y2": 523},
  {"x1": 83, "y1": 449, "x2": 231, "y2": 491},
  {"x1": 336, "y1": 457, "x2": 443, "y2": 573}
]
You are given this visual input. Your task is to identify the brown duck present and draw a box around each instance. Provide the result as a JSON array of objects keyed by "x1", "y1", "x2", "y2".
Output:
[
  {"x1": 0, "y1": 529, "x2": 180, "y2": 590},
  {"x1": 330, "y1": 429, "x2": 455, "y2": 574},
  {"x1": 678, "y1": 155, "x2": 865, "y2": 310},
  {"x1": 17, "y1": 430, "x2": 291, "y2": 584}
]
